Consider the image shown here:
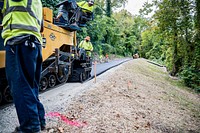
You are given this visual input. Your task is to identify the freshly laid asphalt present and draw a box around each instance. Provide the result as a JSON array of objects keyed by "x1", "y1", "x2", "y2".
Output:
[{"x1": 90, "y1": 58, "x2": 132, "y2": 80}]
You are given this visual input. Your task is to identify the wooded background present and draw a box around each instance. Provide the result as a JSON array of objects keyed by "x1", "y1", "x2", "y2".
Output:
[{"x1": 42, "y1": 0, "x2": 200, "y2": 92}]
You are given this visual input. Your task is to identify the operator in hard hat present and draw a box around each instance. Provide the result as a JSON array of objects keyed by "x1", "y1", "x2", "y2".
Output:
[
  {"x1": 79, "y1": 36, "x2": 93, "y2": 57},
  {"x1": 1, "y1": 0, "x2": 46, "y2": 132}
]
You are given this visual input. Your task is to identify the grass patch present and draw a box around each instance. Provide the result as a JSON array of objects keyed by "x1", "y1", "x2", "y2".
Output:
[
  {"x1": 172, "y1": 90, "x2": 200, "y2": 118},
  {"x1": 163, "y1": 77, "x2": 200, "y2": 119},
  {"x1": 148, "y1": 65, "x2": 166, "y2": 75},
  {"x1": 165, "y1": 76, "x2": 198, "y2": 94},
  {"x1": 165, "y1": 76, "x2": 185, "y2": 88}
]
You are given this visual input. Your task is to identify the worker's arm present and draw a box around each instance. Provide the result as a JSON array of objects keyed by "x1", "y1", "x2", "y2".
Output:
[
  {"x1": 89, "y1": 42, "x2": 93, "y2": 51},
  {"x1": 56, "y1": 13, "x2": 63, "y2": 19},
  {"x1": 78, "y1": 41, "x2": 83, "y2": 48},
  {"x1": 55, "y1": 5, "x2": 64, "y2": 21}
]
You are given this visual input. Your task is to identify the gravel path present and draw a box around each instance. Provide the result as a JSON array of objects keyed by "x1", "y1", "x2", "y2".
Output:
[{"x1": 0, "y1": 58, "x2": 199, "y2": 133}]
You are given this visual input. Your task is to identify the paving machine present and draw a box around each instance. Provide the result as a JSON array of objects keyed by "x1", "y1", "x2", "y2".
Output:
[{"x1": 0, "y1": 7, "x2": 92, "y2": 104}]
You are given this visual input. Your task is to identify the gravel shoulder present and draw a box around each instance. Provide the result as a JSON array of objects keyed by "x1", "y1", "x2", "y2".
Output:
[
  {"x1": 0, "y1": 58, "x2": 199, "y2": 133},
  {"x1": 42, "y1": 58, "x2": 200, "y2": 133}
]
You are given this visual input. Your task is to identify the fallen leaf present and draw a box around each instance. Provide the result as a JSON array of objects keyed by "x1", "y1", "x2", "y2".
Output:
[
  {"x1": 144, "y1": 122, "x2": 151, "y2": 128},
  {"x1": 58, "y1": 127, "x2": 64, "y2": 133},
  {"x1": 116, "y1": 114, "x2": 120, "y2": 118}
]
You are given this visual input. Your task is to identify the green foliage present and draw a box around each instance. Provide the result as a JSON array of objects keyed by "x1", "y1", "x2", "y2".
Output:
[
  {"x1": 41, "y1": 0, "x2": 133, "y2": 57},
  {"x1": 138, "y1": 0, "x2": 200, "y2": 91},
  {"x1": 102, "y1": 43, "x2": 113, "y2": 55},
  {"x1": 180, "y1": 67, "x2": 200, "y2": 92},
  {"x1": 41, "y1": 0, "x2": 59, "y2": 16},
  {"x1": 77, "y1": 9, "x2": 143, "y2": 57}
]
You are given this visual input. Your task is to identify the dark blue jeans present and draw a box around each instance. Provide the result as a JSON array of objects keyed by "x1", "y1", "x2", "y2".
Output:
[{"x1": 5, "y1": 40, "x2": 45, "y2": 132}]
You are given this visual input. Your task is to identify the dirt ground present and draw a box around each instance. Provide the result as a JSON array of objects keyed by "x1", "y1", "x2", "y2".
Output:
[{"x1": 42, "y1": 59, "x2": 200, "y2": 133}]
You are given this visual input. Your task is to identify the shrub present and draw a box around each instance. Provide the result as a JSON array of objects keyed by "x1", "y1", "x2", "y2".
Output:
[{"x1": 180, "y1": 67, "x2": 200, "y2": 92}]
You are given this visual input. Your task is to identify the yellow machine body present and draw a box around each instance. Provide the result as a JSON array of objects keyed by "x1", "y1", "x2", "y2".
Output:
[
  {"x1": 42, "y1": 21, "x2": 76, "y2": 61},
  {"x1": 0, "y1": 7, "x2": 92, "y2": 104},
  {"x1": 0, "y1": 7, "x2": 76, "y2": 68}
]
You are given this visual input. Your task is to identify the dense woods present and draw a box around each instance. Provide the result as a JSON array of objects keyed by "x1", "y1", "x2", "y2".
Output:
[{"x1": 42, "y1": 0, "x2": 200, "y2": 92}]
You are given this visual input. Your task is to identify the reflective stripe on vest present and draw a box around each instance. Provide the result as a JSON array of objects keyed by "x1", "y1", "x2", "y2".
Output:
[
  {"x1": 2, "y1": 24, "x2": 39, "y2": 33},
  {"x1": 3, "y1": 6, "x2": 41, "y2": 25},
  {"x1": 3, "y1": 0, "x2": 41, "y2": 31}
]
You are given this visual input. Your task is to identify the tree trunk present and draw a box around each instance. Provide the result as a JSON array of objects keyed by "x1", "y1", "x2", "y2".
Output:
[
  {"x1": 106, "y1": 0, "x2": 111, "y2": 17},
  {"x1": 194, "y1": 0, "x2": 200, "y2": 69},
  {"x1": 171, "y1": 0, "x2": 179, "y2": 76},
  {"x1": 171, "y1": 32, "x2": 178, "y2": 76}
]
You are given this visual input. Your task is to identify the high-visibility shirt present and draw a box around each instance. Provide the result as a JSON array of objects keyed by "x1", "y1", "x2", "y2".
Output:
[
  {"x1": 77, "y1": 1, "x2": 94, "y2": 13},
  {"x1": 79, "y1": 40, "x2": 93, "y2": 56},
  {"x1": 1, "y1": 0, "x2": 43, "y2": 45},
  {"x1": 79, "y1": 40, "x2": 93, "y2": 51}
]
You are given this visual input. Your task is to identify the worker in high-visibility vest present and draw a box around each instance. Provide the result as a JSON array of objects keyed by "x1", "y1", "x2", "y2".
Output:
[
  {"x1": 76, "y1": 0, "x2": 94, "y2": 26},
  {"x1": 55, "y1": 0, "x2": 79, "y2": 30},
  {"x1": 79, "y1": 36, "x2": 93, "y2": 57},
  {"x1": 1, "y1": 0, "x2": 45, "y2": 132},
  {"x1": 55, "y1": 0, "x2": 94, "y2": 29},
  {"x1": 77, "y1": 0, "x2": 94, "y2": 13}
]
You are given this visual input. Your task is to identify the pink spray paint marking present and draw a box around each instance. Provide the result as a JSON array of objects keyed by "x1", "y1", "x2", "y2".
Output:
[{"x1": 45, "y1": 112, "x2": 87, "y2": 127}]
